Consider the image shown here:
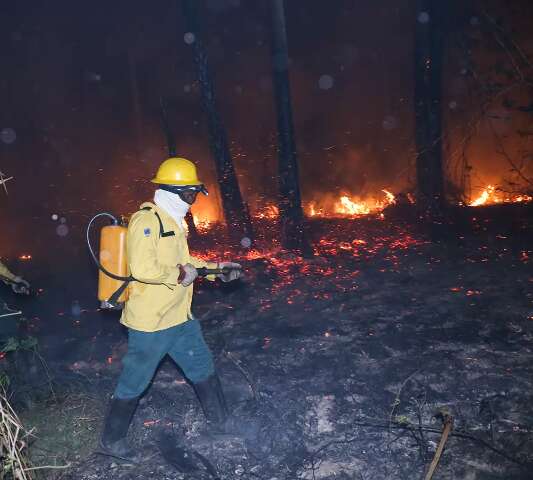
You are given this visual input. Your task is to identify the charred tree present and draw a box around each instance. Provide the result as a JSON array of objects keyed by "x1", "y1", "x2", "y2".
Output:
[
  {"x1": 182, "y1": 0, "x2": 253, "y2": 246},
  {"x1": 159, "y1": 96, "x2": 198, "y2": 239},
  {"x1": 127, "y1": 49, "x2": 143, "y2": 163},
  {"x1": 414, "y1": 0, "x2": 445, "y2": 212},
  {"x1": 270, "y1": 0, "x2": 311, "y2": 255}
]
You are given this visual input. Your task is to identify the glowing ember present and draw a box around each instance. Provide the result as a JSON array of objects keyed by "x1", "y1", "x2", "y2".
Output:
[
  {"x1": 192, "y1": 216, "x2": 212, "y2": 233},
  {"x1": 254, "y1": 204, "x2": 279, "y2": 219},
  {"x1": 469, "y1": 185, "x2": 532, "y2": 207},
  {"x1": 143, "y1": 419, "x2": 160, "y2": 427},
  {"x1": 18, "y1": 254, "x2": 32, "y2": 260}
]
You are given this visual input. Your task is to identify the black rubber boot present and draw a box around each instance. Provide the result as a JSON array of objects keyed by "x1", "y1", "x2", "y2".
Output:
[
  {"x1": 98, "y1": 396, "x2": 140, "y2": 462},
  {"x1": 194, "y1": 375, "x2": 261, "y2": 443},
  {"x1": 193, "y1": 374, "x2": 229, "y2": 427}
]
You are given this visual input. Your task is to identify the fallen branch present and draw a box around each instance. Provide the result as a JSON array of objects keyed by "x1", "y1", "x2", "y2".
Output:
[
  {"x1": 424, "y1": 413, "x2": 453, "y2": 480},
  {"x1": 306, "y1": 418, "x2": 530, "y2": 470},
  {"x1": 364, "y1": 419, "x2": 529, "y2": 467}
]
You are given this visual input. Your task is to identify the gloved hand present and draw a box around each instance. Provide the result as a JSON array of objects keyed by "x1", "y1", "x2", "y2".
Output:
[
  {"x1": 11, "y1": 276, "x2": 30, "y2": 295},
  {"x1": 178, "y1": 263, "x2": 198, "y2": 287},
  {"x1": 217, "y1": 262, "x2": 242, "y2": 282}
]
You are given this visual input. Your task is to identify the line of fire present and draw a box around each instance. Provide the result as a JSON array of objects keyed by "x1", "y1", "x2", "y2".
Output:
[{"x1": 0, "y1": 1, "x2": 532, "y2": 479}]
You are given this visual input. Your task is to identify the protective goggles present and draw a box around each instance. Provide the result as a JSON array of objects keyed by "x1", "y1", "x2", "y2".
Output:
[{"x1": 160, "y1": 184, "x2": 209, "y2": 196}]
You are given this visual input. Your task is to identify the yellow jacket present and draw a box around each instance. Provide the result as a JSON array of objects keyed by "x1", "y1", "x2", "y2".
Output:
[
  {"x1": 0, "y1": 260, "x2": 17, "y2": 283},
  {"x1": 120, "y1": 202, "x2": 216, "y2": 332}
]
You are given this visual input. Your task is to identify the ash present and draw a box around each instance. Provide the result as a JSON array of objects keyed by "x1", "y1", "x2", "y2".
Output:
[{"x1": 12, "y1": 205, "x2": 533, "y2": 480}]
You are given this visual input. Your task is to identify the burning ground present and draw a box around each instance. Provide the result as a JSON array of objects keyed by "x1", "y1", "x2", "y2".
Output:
[{"x1": 6, "y1": 204, "x2": 533, "y2": 480}]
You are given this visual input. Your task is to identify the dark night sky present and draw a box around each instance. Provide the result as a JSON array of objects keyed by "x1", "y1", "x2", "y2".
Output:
[{"x1": 1, "y1": 0, "x2": 532, "y2": 257}]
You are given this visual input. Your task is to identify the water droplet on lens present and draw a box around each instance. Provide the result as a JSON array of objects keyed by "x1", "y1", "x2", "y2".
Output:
[
  {"x1": 184, "y1": 32, "x2": 195, "y2": 45},
  {"x1": 418, "y1": 12, "x2": 430, "y2": 23},
  {"x1": 318, "y1": 75, "x2": 334, "y2": 90},
  {"x1": 0, "y1": 128, "x2": 16, "y2": 144},
  {"x1": 56, "y1": 224, "x2": 69, "y2": 237}
]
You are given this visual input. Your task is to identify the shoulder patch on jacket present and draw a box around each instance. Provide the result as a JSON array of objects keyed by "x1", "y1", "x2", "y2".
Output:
[{"x1": 143, "y1": 227, "x2": 151, "y2": 237}]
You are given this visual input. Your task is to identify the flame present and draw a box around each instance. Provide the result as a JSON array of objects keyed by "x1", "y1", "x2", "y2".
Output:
[
  {"x1": 308, "y1": 202, "x2": 325, "y2": 217},
  {"x1": 382, "y1": 189, "x2": 396, "y2": 204},
  {"x1": 336, "y1": 196, "x2": 372, "y2": 215},
  {"x1": 184, "y1": 190, "x2": 398, "y2": 231},
  {"x1": 308, "y1": 190, "x2": 396, "y2": 218},
  {"x1": 19, "y1": 254, "x2": 32, "y2": 261},
  {"x1": 469, "y1": 185, "x2": 532, "y2": 206},
  {"x1": 469, "y1": 185, "x2": 495, "y2": 206}
]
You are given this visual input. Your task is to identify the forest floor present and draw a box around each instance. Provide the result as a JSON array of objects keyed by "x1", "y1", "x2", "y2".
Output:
[{"x1": 2, "y1": 204, "x2": 533, "y2": 480}]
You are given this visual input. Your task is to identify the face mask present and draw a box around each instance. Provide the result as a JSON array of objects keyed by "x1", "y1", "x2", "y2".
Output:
[{"x1": 154, "y1": 189, "x2": 190, "y2": 225}]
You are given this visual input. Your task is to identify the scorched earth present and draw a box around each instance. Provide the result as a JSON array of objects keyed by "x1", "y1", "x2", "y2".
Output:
[{"x1": 12, "y1": 205, "x2": 533, "y2": 480}]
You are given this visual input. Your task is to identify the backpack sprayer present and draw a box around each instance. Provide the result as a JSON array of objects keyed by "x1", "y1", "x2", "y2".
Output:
[
  {"x1": 86, "y1": 212, "x2": 241, "y2": 309},
  {"x1": 86, "y1": 213, "x2": 130, "y2": 308}
]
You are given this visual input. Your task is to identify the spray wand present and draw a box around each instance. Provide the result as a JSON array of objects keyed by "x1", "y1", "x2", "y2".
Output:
[{"x1": 196, "y1": 266, "x2": 242, "y2": 277}]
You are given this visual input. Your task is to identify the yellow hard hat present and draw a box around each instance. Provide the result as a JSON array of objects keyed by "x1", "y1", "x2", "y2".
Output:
[{"x1": 151, "y1": 157, "x2": 203, "y2": 186}]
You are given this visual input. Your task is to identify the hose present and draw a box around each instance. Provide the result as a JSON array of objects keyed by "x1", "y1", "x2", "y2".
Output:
[{"x1": 86, "y1": 212, "x2": 132, "y2": 282}]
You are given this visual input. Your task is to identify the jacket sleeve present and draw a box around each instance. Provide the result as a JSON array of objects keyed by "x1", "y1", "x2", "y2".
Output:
[
  {"x1": 127, "y1": 213, "x2": 180, "y2": 285},
  {"x1": 189, "y1": 256, "x2": 217, "y2": 281},
  {"x1": 0, "y1": 260, "x2": 17, "y2": 282}
]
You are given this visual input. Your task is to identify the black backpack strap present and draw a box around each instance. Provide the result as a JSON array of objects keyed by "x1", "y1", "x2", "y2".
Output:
[
  {"x1": 154, "y1": 211, "x2": 175, "y2": 237},
  {"x1": 105, "y1": 207, "x2": 175, "y2": 307},
  {"x1": 141, "y1": 206, "x2": 175, "y2": 237},
  {"x1": 108, "y1": 279, "x2": 131, "y2": 304}
]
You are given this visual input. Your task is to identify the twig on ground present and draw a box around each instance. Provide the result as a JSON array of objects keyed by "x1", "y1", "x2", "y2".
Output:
[
  {"x1": 414, "y1": 393, "x2": 429, "y2": 462},
  {"x1": 31, "y1": 348, "x2": 56, "y2": 400},
  {"x1": 389, "y1": 369, "x2": 421, "y2": 432},
  {"x1": 223, "y1": 350, "x2": 257, "y2": 401},
  {"x1": 24, "y1": 463, "x2": 72, "y2": 472}
]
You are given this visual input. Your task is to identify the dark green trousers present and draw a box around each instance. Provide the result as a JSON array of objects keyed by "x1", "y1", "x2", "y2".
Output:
[{"x1": 114, "y1": 318, "x2": 214, "y2": 399}]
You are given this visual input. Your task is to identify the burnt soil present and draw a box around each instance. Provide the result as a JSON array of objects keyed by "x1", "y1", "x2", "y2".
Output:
[{"x1": 3, "y1": 204, "x2": 533, "y2": 480}]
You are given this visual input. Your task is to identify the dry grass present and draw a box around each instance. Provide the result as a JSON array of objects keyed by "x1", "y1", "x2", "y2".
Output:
[
  {"x1": 20, "y1": 391, "x2": 103, "y2": 479},
  {"x1": 0, "y1": 386, "x2": 102, "y2": 480},
  {"x1": 0, "y1": 390, "x2": 33, "y2": 480}
]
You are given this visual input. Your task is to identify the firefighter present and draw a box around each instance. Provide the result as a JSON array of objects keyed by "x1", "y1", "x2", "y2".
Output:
[
  {"x1": 99, "y1": 157, "x2": 242, "y2": 462},
  {"x1": 0, "y1": 260, "x2": 31, "y2": 295}
]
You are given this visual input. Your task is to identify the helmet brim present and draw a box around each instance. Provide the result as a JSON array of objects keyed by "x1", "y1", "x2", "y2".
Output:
[{"x1": 150, "y1": 178, "x2": 204, "y2": 186}]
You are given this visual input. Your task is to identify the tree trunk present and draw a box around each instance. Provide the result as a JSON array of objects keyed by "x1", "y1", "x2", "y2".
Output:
[
  {"x1": 414, "y1": 0, "x2": 445, "y2": 211},
  {"x1": 270, "y1": 0, "x2": 311, "y2": 255},
  {"x1": 182, "y1": 0, "x2": 253, "y2": 246},
  {"x1": 127, "y1": 49, "x2": 143, "y2": 163},
  {"x1": 159, "y1": 96, "x2": 199, "y2": 239}
]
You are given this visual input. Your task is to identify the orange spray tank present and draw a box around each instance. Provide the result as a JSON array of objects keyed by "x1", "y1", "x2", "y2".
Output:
[
  {"x1": 87, "y1": 212, "x2": 131, "y2": 309},
  {"x1": 97, "y1": 223, "x2": 129, "y2": 303}
]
